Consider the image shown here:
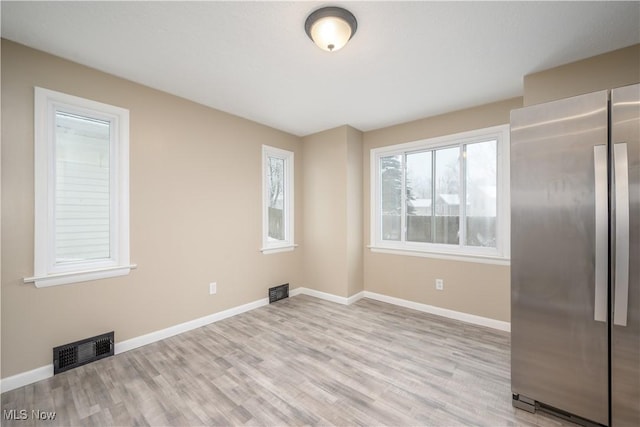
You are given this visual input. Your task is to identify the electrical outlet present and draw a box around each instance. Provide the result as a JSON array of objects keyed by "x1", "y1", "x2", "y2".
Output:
[
  {"x1": 209, "y1": 282, "x2": 217, "y2": 295},
  {"x1": 435, "y1": 279, "x2": 444, "y2": 291}
]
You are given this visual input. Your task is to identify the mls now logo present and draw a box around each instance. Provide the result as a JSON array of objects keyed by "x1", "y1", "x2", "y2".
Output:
[{"x1": 3, "y1": 409, "x2": 56, "y2": 421}]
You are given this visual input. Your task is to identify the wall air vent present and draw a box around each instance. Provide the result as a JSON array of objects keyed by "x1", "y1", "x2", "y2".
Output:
[
  {"x1": 269, "y1": 283, "x2": 289, "y2": 303},
  {"x1": 53, "y1": 331, "x2": 114, "y2": 374}
]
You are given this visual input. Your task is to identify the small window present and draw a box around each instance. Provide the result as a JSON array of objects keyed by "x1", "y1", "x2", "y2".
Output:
[
  {"x1": 27, "y1": 87, "x2": 133, "y2": 287},
  {"x1": 371, "y1": 125, "x2": 510, "y2": 264},
  {"x1": 261, "y1": 145, "x2": 295, "y2": 254}
]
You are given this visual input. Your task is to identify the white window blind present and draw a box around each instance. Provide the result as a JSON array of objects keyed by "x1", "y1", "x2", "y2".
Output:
[{"x1": 55, "y1": 112, "x2": 111, "y2": 263}]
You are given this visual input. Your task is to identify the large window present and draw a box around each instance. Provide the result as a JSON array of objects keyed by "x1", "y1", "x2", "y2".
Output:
[
  {"x1": 27, "y1": 87, "x2": 132, "y2": 287},
  {"x1": 371, "y1": 125, "x2": 510, "y2": 263},
  {"x1": 261, "y1": 145, "x2": 295, "y2": 253}
]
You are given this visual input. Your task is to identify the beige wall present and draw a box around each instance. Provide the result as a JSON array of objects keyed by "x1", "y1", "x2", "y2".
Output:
[
  {"x1": 3, "y1": 38, "x2": 639, "y2": 381},
  {"x1": 362, "y1": 98, "x2": 523, "y2": 322},
  {"x1": 346, "y1": 127, "x2": 364, "y2": 297},
  {"x1": 1, "y1": 40, "x2": 304, "y2": 378},
  {"x1": 302, "y1": 127, "x2": 348, "y2": 297},
  {"x1": 524, "y1": 44, "x2": 640, "y2": 105},
  {"x1": 302, "y1": 125, "x2": 363, "y2": 298}
]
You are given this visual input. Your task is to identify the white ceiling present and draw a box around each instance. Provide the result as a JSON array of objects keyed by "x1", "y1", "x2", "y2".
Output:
[{"x1": 2, "y1": 1, "x2": 639, "y2": 136}]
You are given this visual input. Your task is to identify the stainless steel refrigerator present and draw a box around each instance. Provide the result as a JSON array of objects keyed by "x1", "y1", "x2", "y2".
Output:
[{"x1": 510, "y1": 84, "x2": 639, "y2": 426}]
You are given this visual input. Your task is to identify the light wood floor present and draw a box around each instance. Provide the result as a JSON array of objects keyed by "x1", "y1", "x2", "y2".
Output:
[{"x1": 2, "y1": 295, "x2": 575, "y2": 426}]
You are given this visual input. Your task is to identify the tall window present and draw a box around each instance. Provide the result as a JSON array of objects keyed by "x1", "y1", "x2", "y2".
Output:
[
  {"x1": 262, "y1": 145, "x2": 295, "y2": 253},
  {"x1": 28, "y1": 87, "x2": 132, "y2": 287},
  {"x1": 371, "y1": 125, "x2": 509, "y2": 263}
]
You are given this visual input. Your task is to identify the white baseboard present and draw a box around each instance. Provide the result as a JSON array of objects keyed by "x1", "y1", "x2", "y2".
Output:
[
  {"x1": 290, "y1": 287, "x2": 364, "y2": 305},
  {"x1": 290, "y1": 288, "x2": 509, "y2": 331},
  {"x1": 1, "y1": 288, "x2": 508, "y2": 393},
  {"x1": 0, "y1": 365, "x2": 53, "y2": 394},
  {"x1": 115, "y1": 297, "x2": 268, "y2": 354},
  {"x1": 347, "y1": 291, "x2": 365, "y2": 305},
  {"x1": 363, "y1": 291, "x2": 511, "y2": 332},
  {"x1": 0, "y1": 297, "x2": 269, "y2": 393},
  {"x1": 289, "y1": 287, "x2": 304, "y2": 297}
]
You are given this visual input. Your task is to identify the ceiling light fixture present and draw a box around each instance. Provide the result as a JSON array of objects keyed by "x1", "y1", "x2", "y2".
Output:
[{"x1": 304, "y1": 6, "x2": 357, "y2": 52}]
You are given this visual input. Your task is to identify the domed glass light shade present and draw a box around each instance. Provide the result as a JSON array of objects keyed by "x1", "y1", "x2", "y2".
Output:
[{"x1": 305, "y1": 7, "x2": 357, "y2": 52}]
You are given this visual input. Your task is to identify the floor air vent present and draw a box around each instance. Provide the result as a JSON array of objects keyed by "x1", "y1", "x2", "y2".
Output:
[
  {"x1": 53, "y1": 331, "x2": 114, "y2": 374},
  {"x1": 269, "y1": 283, "x2": 289, "y2": 303}
]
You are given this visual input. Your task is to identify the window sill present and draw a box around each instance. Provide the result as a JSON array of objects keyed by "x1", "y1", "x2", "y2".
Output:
[
  {"x1": 24, "y1": 264, "x2": 137, "y2": 288},
  {"x1": 260, "y1": 244, "x2": 298, "y2": 255},
  {"x1": 368, "y1": 246, "x2": 510, "y2": 266}
]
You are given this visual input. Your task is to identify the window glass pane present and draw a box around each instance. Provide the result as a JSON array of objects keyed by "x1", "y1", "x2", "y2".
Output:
[
  {"x1": 406, "y1": 151, "x2": 432, "y2": 242},
  {"x1": 465, "y1": 140, "x2": 497, "y2": 247},
  {"x1": 380, "y1": 155, "x2": 402, "y2": 241},
  {"x1": 434, "y1": 146, "x2": 460, "y2": 244},
  {"x1": 55, "y1": 112, "x2": 111, "y2": 263},
  {"x1": 267, "y1": 156, "x2": 285, "y2": 241}
]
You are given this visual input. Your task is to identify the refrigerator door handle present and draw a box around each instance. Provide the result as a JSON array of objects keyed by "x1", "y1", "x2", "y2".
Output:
[
  {"x1": 593, "y1": 144, "x2": 608, "y2": 323},
  {"x1": 613, "y1": 142, "x2": 630, "y2": 327}
]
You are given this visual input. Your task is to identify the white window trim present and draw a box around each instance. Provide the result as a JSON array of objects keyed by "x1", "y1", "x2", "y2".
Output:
[
  {"x1": 370, "y1": 124, "x2": 510, "y2": 265},
  {"x1": 261, "y1": 145, "x2": 296, "y2": 254},
  {"x1": 25, "y1": 87, "x2": 134, "y2": 287}
]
